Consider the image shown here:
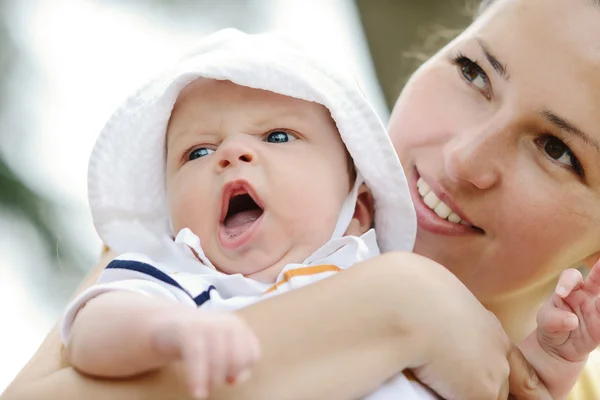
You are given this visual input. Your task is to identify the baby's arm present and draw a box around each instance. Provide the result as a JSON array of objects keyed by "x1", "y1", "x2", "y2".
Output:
[
  {"x1": 67, "y1": 291, "x2": 186, "y2": 377},
  {"x1": 518, "y1": 261, "x2": 600, "y2": 400},
  {"x1": 67, "y1": 291, "x2": 260, "y2": 399}
]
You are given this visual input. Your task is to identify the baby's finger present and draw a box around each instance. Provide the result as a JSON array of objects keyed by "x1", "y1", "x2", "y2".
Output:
[
  {"x1": 183, "y1": 337, "x2": 209, "y2": 399},
  {"x1": 583, "y1": 260, "x2": 600, "y2": 296},
  {"x1": 225, "y1": 328, "x2": 252, "y2": 385},
  {"x1": 207, "y1": 326, "x2": 228, "y2": 391},
  {"x1": 538, "y1": 304, "x2": 579, "y2": 333},
  {"x1": 555, "y1": 268, "x2": 583, "y2": 298},
  {"x1": 246, "y1": 325, "x2": 261, "y2": 365}
]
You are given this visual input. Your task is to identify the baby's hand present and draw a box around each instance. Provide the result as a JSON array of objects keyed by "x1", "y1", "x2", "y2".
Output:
[
  {"x1": 153, "y1": 310, "x2": 261, "y2": 399},
  {"x1": 536, "y1": 260, "x2": 600, "y2": 362}
]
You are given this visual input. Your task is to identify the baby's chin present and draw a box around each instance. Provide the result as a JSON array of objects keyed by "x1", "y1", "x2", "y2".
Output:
[
  {"x1": 215, "y1": 248, "x2": 311, "y2": 283},
  {"x1": 211, "y1": 253, "x2": 289, "y2": 283},
  {"x1": 243, "y1": 263, "x2": 284, "y2": 283}
]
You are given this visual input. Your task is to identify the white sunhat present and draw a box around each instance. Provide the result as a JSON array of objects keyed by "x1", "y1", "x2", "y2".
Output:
[{"x1": 88, "y1": 28, "x2": 416, "y2": 254}]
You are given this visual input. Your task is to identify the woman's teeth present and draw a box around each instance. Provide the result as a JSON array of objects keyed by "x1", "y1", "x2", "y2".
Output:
[{"x1": 417, "y1": 178, "x2": 467, "y2": 225}]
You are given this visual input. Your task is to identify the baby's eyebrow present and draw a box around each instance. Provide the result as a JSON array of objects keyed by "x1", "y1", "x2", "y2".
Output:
[
  {"x1": 165, "y1": 127, "x2": 185, "y2": 148},
  {"x1": 166, "y1": 128, "x2": 201, "y2": 152},
  {"x1": 251, "y1": 108, "x2": 306, "y2": 127}
]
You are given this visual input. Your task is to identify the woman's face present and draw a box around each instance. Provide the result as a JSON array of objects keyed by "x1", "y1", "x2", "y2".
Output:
[{"x1": 389, "y1": 0, "x2": 600, "y2": 302}]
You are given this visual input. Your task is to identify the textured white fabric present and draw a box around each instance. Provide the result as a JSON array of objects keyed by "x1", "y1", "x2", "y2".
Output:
[
  {"x1": 366, "y1": 375, "x2": 440, "y2": 399},
  {"x1": 87, "y1": 28, "x2": 416, "y2": 255}
]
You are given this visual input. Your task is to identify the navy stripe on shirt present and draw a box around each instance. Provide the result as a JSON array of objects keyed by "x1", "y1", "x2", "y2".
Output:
[
  {"x1": 105, "y1": 259, "x2": 194, "y2": 299},
  {"x1": 193, "y1": 285, "x2": 216, "y2": 307}
]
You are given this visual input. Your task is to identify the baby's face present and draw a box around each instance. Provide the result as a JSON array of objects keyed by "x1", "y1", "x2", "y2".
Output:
[{"x1": 166, "y1": 79, "x2": 352, "y2": 282}]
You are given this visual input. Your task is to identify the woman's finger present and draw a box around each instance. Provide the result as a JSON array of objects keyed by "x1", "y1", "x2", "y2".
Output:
[{"x1": 507, "y1": 345, "x2": 552, "y2": 400}]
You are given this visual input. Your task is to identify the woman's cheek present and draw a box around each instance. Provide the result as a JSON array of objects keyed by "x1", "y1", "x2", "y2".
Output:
[{"x1": 390, "y1": 73, "x2": 466, "y2": 158}]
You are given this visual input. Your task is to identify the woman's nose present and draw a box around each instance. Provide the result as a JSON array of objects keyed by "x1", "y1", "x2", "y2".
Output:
[{"x1": 443, "y1": 125, "x2": 505, "y2": 190}]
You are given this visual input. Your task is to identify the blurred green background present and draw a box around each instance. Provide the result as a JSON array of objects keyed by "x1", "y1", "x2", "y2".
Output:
[{"x1": 0, "y1": 0, "x2": 468, "y2": 391}]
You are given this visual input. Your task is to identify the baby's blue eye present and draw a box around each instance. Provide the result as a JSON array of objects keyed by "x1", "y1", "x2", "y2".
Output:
[
  {"x1": 265, "y1": 131, "x2": 296, "y2": 143},
  {"x1": 188, "y1": 147, "x2": 214, "y2": 161}
]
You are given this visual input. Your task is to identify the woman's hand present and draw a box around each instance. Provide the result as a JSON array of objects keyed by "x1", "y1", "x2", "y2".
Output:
[
  {"x1": 388, "y1": 253, "x2": 551, "y2": 400},
  {"x1": 507, "y1": 345, "x2": 552, "y2": 400}
]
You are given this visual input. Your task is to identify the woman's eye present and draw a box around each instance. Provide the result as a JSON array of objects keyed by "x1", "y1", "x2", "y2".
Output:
[
  {"x1": 265, "y1": 130, "x2": 296, "y2": 143},
  {"x1": 453, "y1": 54, "x2": 490, "y2": 94},
  {"x1": 188, "y1": 147, "x2": 214, "y2": 161},
  {"x1": 536, "y1": 135, "x2": 584, "y2": 177}
]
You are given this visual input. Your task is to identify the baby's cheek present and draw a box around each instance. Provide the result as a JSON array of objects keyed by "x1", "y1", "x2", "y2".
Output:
[{"x1": 168, "y1": 190, "x2": 201, "y2": 232}]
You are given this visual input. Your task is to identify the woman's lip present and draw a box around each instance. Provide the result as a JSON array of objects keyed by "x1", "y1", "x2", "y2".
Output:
[
  {"x1": 410, "y1": 168, "x2": 484, "y2": 236},
  {"x1": 417, "y1": 171, "x2": 476, "y2": 227}
]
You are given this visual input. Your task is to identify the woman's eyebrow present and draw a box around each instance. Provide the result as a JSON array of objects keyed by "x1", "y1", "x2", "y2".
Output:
[
  {"x1": 473, "y1": 39, "x2": 600, "y2": 153},
  {"x1": 476, "y1": 38, "x2": 509, "y2": 81},
  {"x1": 540, "y1": 108, "x2": 600, "y2": 152}
]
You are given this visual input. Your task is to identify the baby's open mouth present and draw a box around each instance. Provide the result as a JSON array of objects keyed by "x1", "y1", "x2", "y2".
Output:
[
  {"x1": 219, "y1": 181, "x2": 265, "y2": 247},
  {"x1": 223, "y1": 193, "x2": 264, "y2": 231}
]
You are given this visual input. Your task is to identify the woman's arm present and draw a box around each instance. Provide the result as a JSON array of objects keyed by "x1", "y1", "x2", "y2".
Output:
[{"x1": 1, "y1": 251, "x2": 548, "y2": 400}]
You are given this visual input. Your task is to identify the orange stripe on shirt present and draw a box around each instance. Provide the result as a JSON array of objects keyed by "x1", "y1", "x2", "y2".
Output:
[{"x1": 264, "y1": 265, "x2": 342, "y2": 294}]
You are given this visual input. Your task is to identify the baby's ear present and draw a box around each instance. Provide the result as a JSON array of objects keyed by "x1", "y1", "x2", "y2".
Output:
[{"x1": 345, "y1": 183, "x2": 375, "y2": 236}]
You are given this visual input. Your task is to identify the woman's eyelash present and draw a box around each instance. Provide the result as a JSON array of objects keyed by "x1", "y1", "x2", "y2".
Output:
[
  {"x1": 452, "y1": 52, "x2": 469, "y2": 64},
  {"x1": 451, "y1": 52, "x2": 483, "y2": 70},
  {"x1": 555, "y1": 135, "x2": 584, "y2": 177},
  {"x1": 451, "y1": 52, "x2": 492, "y2": 96}
]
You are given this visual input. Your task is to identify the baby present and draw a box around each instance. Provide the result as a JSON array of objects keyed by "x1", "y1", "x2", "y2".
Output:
[{"x1": 60, "y1": 29, "x2": 600, "y2": 400}]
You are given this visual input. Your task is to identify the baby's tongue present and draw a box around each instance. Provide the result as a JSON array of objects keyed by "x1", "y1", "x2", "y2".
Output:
[{"x1": 223, "y1": 210, "x2": 262, "y2": 229}]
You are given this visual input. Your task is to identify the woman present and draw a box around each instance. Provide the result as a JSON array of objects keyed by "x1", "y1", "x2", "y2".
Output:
[{"x1": 3, "y1": 0, "x2": 600, "y2": 398}]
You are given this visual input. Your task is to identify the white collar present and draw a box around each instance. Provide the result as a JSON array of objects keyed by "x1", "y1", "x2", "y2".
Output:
[{"x1": 174, "y1": 226, "x2": 380, "y2": 278}]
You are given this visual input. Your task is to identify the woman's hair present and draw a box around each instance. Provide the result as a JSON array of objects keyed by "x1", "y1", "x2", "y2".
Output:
[{"x1": 478, "y1": 0, "x2": 494, "y2": 13}]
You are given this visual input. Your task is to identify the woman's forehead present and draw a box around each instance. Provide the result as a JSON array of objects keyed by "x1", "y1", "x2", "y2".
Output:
[
  {"x1": 472, "y1": 0, "x2": 600, "y2": 66},
  {"x1": 459, "y1": 0, "x2": 600, "y2": 143}
]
